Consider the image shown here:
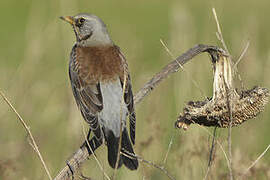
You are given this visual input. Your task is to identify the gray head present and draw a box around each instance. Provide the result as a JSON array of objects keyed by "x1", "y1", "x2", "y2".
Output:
[{"x1": 60, "y1": 13, "x2": 113, "y2": 46}]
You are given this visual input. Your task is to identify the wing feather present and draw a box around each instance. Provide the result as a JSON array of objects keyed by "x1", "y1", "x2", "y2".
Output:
[
  {"x1": 118, "y1": 48, "x2": 136, "y2": 145},
  {"x1": 69, "y1": 44, "x2": 103, "y2": 140}
]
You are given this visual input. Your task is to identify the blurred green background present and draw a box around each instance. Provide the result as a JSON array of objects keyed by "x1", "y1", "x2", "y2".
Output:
[{"x1": 1, "y1": 0, "x2": 270, "y2": 179}]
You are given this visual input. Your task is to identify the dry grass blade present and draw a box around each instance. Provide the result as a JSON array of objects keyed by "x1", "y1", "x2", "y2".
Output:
[
  {"x1": 241, "y1": 144, "x2": 270, "y2": 177},
  {"x1": 212, "y1": 8, "x2": 230, "y2": 54},
  {"x1": 208, "y1": 127, "x2": 217, "y2": 167},
  {"x1": 226, "y1": 86, "x2": 234, "y2": 180},
  {"x1": 0, "y1": 90, "x2": 52, "y2": 180},
  {"x1": 162, "y1": 130, "x2": 175, "y2": 165},
  {"x1": 81, "y1": 123, "x2": 111, "y2": 180},
  {"x1": 121, "y1": 150, "x2": 176, "y2": 180},
  {"x1": 203, "y1": 127, "x2": 217, "y2": 180},
  {"x1": 199, "y1": 125, "x2": 235, "y2": 180},
  {"x1": 113, "y1": 73, "x2": 128, "y2": 180},
  {"x1": 212, "y1": 8, "x2": 233, "y2": 180},
  {"x1": 159, "y1": 39, "x2": 207, "y2": 99},
  {"x1": 223, "y1": 78, "x2": 234, "y2": 180},
  {"x1": 160, "y1": 39, "x2": 175, "y2": 59},
  {"x1": 197, "y1": 124, "x2": 231, "y2": 173},
  {"x1": 233, "y1": 41, "x2": 250, "y2": 89},
  {"x1": 234, "y1": 41, "x2": 250, "y2": 69}
]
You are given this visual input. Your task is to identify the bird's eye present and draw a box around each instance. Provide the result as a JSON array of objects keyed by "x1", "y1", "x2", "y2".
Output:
[
  {"x1": 76, "y1": 18, "x2": 85, "y2": 27},
  {"x1": 79, "y1": 18, "x2": 85, "y2": 23}
]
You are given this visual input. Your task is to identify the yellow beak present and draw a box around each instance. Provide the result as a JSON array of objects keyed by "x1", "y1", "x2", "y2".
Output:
[{"x1": 59, "y1": 16, "x2": 75, "y2": 25}]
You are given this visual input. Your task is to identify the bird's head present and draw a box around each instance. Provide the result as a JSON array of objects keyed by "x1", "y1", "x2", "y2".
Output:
[{"x1": 60, "y1": 13, "x2": 113, "y2": 46}]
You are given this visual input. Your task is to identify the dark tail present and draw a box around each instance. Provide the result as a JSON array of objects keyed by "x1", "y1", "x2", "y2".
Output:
[{"x1": 106, "y1": 129, "x2": 138, "y2": 170}]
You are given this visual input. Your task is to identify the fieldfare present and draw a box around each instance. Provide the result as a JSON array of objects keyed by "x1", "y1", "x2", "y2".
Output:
[{"x1": 60, "y1": 13, "x2": 138, "y2": 170}]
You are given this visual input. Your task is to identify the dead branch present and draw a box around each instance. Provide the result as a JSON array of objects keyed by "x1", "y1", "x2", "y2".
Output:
[
  {"x1": 134, "y1": 44, "x2": 224, "y2": 104},
  {"x1": 53, "y1": 44, "x2": 223, "y2": 180}
]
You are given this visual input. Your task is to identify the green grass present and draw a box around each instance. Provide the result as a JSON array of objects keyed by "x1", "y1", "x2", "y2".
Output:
[{"x1": 1, "y1": 0, "x2": 270, "y2": 179}]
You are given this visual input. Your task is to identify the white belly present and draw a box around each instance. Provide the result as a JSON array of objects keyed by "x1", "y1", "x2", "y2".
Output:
[{"x1": 99, "y1": 79, "x2": 127, "y2": 137}]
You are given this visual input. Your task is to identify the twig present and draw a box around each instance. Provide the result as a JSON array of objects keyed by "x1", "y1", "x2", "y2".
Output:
[
  {"x1": 234, "y1": 41, "x2": 250, "y2": 89},
  {"x1": 241, "y1": 144, "x2": 270, "y2": 177},
  {"x1": 234, "y1": 41, "x2": 250, "y2": 69},
  {"x1": 208, "y1": 127, "x2": 217, "y2": 167},
  {"x1": 203, "y1": 127, "x2": 217, "y2": 180},
  {"x1": 0, "y1": 90, "x2": 53, "y2": 180},
  {"x1": 197, "y1": 124, "x2": 231, "y2": 175},
  {"x1": 162, "y1": 130, "x2": 175, "y2": 165},
  {"x1": 160, "y1": 39, "x2": 175, "y2": 59},
  {"x1": 212, "y1": 8, "x2": 234, "y2": 180},
  {"x1": 212, "y1": 8, "x2": 230, "y2": 55},
  {"x1": 53, "y1": 44, "x2": 225, "y2": 180},
  {"x1": 225, "y1": 85, "x2": 234, "y2": 180},
  {"x1": 228, "y1": 127, "x2": 233, "y2": 180},
  {"x1": 121, "y1": 150, "x2": 176, "y2": 180}
]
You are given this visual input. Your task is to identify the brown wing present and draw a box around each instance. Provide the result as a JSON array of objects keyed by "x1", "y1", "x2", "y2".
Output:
[
  {"x1": 69, "y1": 44, "x2": 103, "y2": 140},
  {"x1": 118, "y1": 48, "x2": 136, "y2": 145}
]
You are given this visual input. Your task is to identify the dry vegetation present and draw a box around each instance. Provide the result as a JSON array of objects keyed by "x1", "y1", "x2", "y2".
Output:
[{"x1": 1, "y1": 0, "x2": 270, "y2": 180}]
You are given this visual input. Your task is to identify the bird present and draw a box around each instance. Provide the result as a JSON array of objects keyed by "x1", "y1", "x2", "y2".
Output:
[{"x1": 60, "y1": 13, "x2": 138, "y2": 170}]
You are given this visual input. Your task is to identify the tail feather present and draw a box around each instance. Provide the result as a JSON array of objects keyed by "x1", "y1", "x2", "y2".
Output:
[
  {"x1": 121, "y1": 129, "x2": 138, "y2": 170},
  {"x1": 106, "y1": 129, "x2": 138, "y2": 170},
  {"x1": 107, "y1": 130, "x2": 123, "y2": 169}
]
